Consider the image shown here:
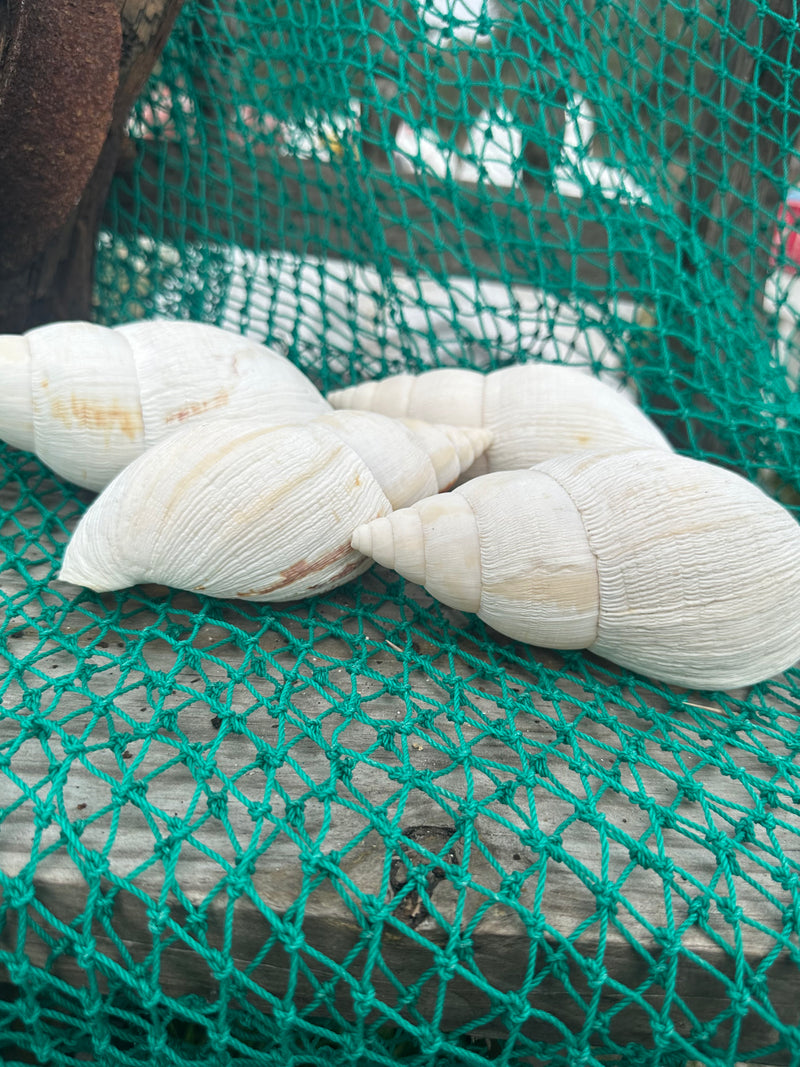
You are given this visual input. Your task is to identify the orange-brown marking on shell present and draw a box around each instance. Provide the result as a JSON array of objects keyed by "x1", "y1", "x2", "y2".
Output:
[
  {"x1": 164, "y1": 388, "x2": 230, "y2": 424},
  {"x1": 237, "y1": 540, "x2": 362, "y2": 597},
  {"x1": 49, "y1": 394, "x2": 144, "y2": 440}
]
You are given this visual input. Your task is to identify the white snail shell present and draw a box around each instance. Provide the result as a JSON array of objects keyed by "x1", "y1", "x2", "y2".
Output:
[
  {"x1": 0, "y1": 319, "x2": 331, "y2": 490},
  {"x1": 328, "y1": 363, "x2": 671, "y2": 478},
  {"x1": 351, "y1": 449, "x2": 800, "y2": 690},
  {"x1": 59, "y1": 411, "x2": 491, "y2": 602}
]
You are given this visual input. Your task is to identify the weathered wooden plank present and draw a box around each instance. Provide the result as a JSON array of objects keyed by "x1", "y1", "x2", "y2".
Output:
[
  {"x1": 112, "y1": 144, "x2": 677, "y2": 304},
  {"x1": 1, "y1": 457, "x2": 799, "y2": 1060}
]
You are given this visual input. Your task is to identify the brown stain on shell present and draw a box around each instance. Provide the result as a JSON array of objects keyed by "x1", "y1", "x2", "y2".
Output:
[
  {"x1": 49, "y1": 394, "x2": 144, "y2": 441},
  {"x1": 237, "y1": 540, "x2": 366, "y2": 598},
  {"x1": 164, "y1": 387, "x2": 231, "y2": 424},
  {"x1": 161, "y1": 425, "x2": 281, "y2": 524}
]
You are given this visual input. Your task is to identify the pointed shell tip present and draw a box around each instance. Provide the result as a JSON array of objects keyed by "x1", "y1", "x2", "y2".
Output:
[{"x1": 350, "y1": 523, "x2": 373, "y2": 557}]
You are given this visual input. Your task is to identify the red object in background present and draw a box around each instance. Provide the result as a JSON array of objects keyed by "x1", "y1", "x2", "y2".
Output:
[{"x1": 772, "y1": 187, "x2": 800, "y2": 274}]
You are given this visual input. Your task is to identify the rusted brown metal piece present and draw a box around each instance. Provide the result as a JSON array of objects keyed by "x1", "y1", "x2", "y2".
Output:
[{"x1": 0, "y1": 0, "x2": 185, "y2": 332}]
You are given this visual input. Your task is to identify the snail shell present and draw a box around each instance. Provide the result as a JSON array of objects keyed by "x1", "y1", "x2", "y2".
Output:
[
  {"x1": 351, "y1": 449, "x2": 800, "y2": 689},
  {"x1": 0, "y1": 319, "x2": 330, "y2": 490},
  {"x1": 328, "y1": 363, "x2": 671, "y2": 478},
  {"x1": 59, "y1": 411, "x2": 491, "y2": 602}
]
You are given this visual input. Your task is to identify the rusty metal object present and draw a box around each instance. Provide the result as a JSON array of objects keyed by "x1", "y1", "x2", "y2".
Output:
[
  {"x1": 0, "y1": 0, "x2": 185, "y2": 332},
  {"x1": 0, "y1": 1, "x2": 120, "y2": 275}
]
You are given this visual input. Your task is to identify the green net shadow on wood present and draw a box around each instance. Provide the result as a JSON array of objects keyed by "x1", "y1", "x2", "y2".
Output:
[{"x1": 3, "y1": 0, "x2": 800, "y2": 1064}]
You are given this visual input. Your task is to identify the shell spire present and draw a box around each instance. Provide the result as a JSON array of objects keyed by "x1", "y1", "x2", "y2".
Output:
[
  {"x1": 396, "y1": 418, "x2": 493, "y2": 490},
  {"x1": 314, "y1": 410, "x2": 491, "y2": 507}
]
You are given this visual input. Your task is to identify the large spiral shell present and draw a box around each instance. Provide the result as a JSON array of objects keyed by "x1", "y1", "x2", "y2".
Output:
[
  {"x1": 59, "y1": 411, "x2": 491, "y2": 602},
  {"x1": 329, "y1": 363, "x2": 671, "y2": 477},
  {"x1": 352, "y1": 449, "x2": 800, "y2": 689}
]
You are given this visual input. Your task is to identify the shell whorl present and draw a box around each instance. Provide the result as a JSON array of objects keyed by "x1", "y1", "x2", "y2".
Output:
[
  {"x1": 329, "y1": 363, "x2": 671, "y2": 478},
  {"x1": 352, "y1": 450, "x2": 800, "y2": 690},
  {"x1": 113, "y1": 320, "x2": 330, "y2": 439},
  {"x1": 329, "y1": 368, "x2": 483, "y2": 436},
  {"x1": 0, "y1": 335, "x2": 35, "y2": 452},
  {"x1": 395, "y1": 418, "x2": 493, "y2": 491},
  {"x1": 314, "y1": 411, "x2": 491, "y2": 508},
  {"x1": 0, "y1": 319, "x2": 330, "y2": 490}
]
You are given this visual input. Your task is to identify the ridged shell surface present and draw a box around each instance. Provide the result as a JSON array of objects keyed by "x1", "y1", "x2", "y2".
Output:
[
  {"x1": 313, "y1": 411, "x2": 491, "y2": 506},
  {"x1": 59, "y1": 412, "x2": 492, "y2": 602},
  {"x1": 351, "y1": 449, "x2": 800, "y2": 690},
  {"x1": 328, "y1": 364, "x2": 670, "y2": 477},
  {"x1": 0, "y1": 319, "x2": 330, "y2": 490}
]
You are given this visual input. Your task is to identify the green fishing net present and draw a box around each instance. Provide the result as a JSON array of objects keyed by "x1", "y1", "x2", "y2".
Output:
[{"x1": 2, "y1": 0, "x2": 800, "y2": 1063}]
